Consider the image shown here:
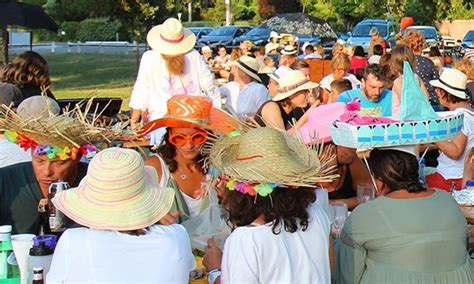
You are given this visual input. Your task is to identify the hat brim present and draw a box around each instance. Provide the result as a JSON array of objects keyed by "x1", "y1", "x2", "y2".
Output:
[
  {"x1": 281, "y1": 50, "x2": 298, "y2": 55},
  {"x1": 273, "y1": 81, "x2": 319, "y2": 101},
  {"x1": 52, "y1": 166, "x2": 175, "y2": 231},
  {"x1": 232, "y1": 61, "x2": 262, "y2": 83},
  {"x1": 429, "y1": 79, "x2": 467, "y2": 99},
  {"x1": 147, "y1": 25, "x2": 196, "y2": 56},
  {"x1": 140, "y1": 107, "x2": 239, "y2": 137}
]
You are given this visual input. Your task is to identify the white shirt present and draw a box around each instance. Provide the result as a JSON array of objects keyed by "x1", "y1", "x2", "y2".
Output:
[
  {"x1": 319, "y1": 73, "x2": 361, "y2": 91},
  {"x1": 221, "y1": 202, "x2": 331, "y2": 284},
  {"x1": 368, "y1": 55, "x2": 381, "y2": 65},
  {"x1": 180, "y1": 190, "x2": 203, "y2": 218},
  {"x1": 129, "y1": 49, "x2": 222, "y2": 145},
  {"x1": 220, "y1": 81, "x2": 269, "y2": 119},
  {"x1": 437, "y1": 108, "x2": 474, "y2": 179},
  {"x1": 0, "y1": 138, "x2": 31, "y2": 168},
  {"x1": 47, "y1": 225, "x2": 195, "y2": 284}
]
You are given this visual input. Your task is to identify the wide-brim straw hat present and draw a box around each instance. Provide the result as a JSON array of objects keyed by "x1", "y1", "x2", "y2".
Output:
[
  {"x1": 232, "y1": 56, "x2": 262, "y2": 83},
  {"x1": 273, "y1": 70, "x2": 319, "y2": 101},
  {"x1": 53, "y1": 148, "x2": 175, "y2": 231},
  {"x1": 141, "y1": 95, "x2": 239, "y2": 137},
  {"x1": 208, "y1": 127, "x2": 338, "y2": 187},
  {"x1": 147, "y1": 18, "x2": 196, "y2": 56},
  {"x1": 429, "y1": 68, "x2": 468, "y2": 99}
]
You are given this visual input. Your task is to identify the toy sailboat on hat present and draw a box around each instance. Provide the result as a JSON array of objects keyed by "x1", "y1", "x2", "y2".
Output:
[{"x1": 330, "y1": 61, "x2": 464, "y2": 148}]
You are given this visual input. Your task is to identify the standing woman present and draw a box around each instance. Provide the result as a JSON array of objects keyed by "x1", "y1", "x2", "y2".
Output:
[
  {"x1": 203, "y1": 127, "x2": 338, "y2": 283},
  {"x1": 129, "y1": 18, "x2": 221, "y2": 145},
  {"x1": 142, "y1": 95, "x2": 238, "y2": 223}
]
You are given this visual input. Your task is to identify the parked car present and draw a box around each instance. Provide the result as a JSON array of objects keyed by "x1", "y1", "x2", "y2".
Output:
[
  {"x1": 461, "y1": 30, "x2": 474, "y2": 47},
  {"x1": 232, "y1": 27, "x2": 271, "y2": 47},
  {"x1": 188, "y1": 27, "x2": 214, "y2": 41},
  {"x1": 404, "y1": 26, "x2": 441, "y2": 52},
  {"x1": 440, "y1": 35, "x2": 456, "y2": 50},
  {"x1": 197, "y1": 25, "x2": 252, "y2": 48},
  {"x1": 346, "y1": 19, "x2": 398, "y2": 52}
]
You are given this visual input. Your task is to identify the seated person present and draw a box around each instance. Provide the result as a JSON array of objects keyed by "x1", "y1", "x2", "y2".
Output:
[
  {"x1": 261, "y1": 56, "x2": 276, "y2": 73},
  {"x1": 368, "y1": 44, "x2": 383, "y2": 65},
  {"x1": 349, "y1": 46, "x2": 368, "y2": 77},
  {"x1": 335, "y1": 147, "x2": 471, "y2": 283},
  {"x1": 337, "y1": 64, "x2": 392, "y2": 117},
  {"x1": 47, "y1": 148, "x2": 195, "y2": 283},
  {"x1": 329, "y1": 78, "x2": 352, "y2": 103}
]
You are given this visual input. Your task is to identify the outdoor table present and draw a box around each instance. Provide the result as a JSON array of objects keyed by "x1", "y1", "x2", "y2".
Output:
[{"x1": 460, "y1": 205, "x2": 474, "y2": 225}]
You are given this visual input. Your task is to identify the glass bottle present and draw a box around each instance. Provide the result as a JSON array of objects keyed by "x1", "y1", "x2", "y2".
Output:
[
  {"x1": 32, "y1": 267, "x2": 44, "y2": 284},
  {"x1": 0, "y1": 225, "x2": 20, "y2": 283},
  {"x1": 37, "y1": 199, "x2": 51, "y2": 236},
  {"x1": 48, "y1": 181, "x2": 70, "y2": 233}
]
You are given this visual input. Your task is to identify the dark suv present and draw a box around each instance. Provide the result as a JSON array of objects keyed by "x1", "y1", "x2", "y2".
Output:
[{"x1": 197, "y1": 26, "x2": 252, "y2": 48}]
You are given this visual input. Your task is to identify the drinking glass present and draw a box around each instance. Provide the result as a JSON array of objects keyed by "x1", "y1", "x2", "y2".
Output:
[
  {"x1": 357, "y1": 184, "x2": 375, "y2": 204},
  {"x1": 330, "y1": 202, "x2": 348, "y2": 238}
]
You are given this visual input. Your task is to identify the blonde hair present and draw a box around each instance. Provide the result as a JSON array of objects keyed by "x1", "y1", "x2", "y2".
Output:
[
  {"x1": 314, "y1": 44, "x2": 324, "y2": 55},
  {"x1": 161, "y1": 54, "x2": 185, "y2": 76},
  {"x1": 452, "y1": 59, "x2": 474, "y2": 80},
  {"x1": 330, "y1": 53, "x2": 351, "y2": 72},
  {"x1": 403, "y1": 31, "x2": 425, "y2": 54},
  {"x1": 389, "y1": 44, "x2": 416, "y2": 76},
  {"x1": 230, "y1": 47, "x2": 242, "y2": 61},
  {"x1": 332, "y1": 43, "x2": 345, "y2": 56}
]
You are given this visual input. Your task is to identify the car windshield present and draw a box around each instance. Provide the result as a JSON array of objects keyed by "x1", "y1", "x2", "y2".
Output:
[
  {"x1": 189, "y1": 28, "x2": 201, "y2": 36},
  {"x1": 465, "y1": 31, "x2": 474, "y2": 42},
  {"x1": 208, "y1": 27, "x2": 235, "y2": 36},
  {"x1": 411, "y1": 28, "x2": 437, "y2": 39},
  {"x1": 246, "y1": 28, "x2": 270, "y2": 36},
  {"x1": 353, "y1": 24, "x2": 388, "y2": 37}
]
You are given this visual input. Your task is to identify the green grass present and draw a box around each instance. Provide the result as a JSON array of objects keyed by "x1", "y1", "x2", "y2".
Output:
[{"x1": 44, "y1": 53, "x2": 138, "y2": 110}]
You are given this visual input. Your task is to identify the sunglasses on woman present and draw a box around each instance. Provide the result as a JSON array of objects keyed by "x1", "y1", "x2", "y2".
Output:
[{"x1": 168, "y1": 131, "x2": 208, "y2": 147}]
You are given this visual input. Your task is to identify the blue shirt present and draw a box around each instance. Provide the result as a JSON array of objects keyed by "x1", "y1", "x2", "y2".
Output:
[{"x1": 337, "y1": 88, "x2": 393, "y2": 117}]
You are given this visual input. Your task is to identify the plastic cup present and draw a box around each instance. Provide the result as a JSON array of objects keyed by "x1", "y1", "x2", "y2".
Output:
[
  {"x1": 357, "y1": 184, "x2": 375, "y2": 204},
  {"x1": 11, "y1": 234, "x2": 35, "y2": 284}
]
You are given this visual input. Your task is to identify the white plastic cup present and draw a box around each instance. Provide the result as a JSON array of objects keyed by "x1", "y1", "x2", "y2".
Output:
[{"x1": 11, "y1": 234, "x2": 35, "y2": 284}]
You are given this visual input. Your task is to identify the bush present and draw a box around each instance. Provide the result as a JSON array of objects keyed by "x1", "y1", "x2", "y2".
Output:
[
  {"x1": 76, "y1": 18, "x2": 121, "y2": 42},
  {"x1": 61, "y1": 21, "x2": 81, "y2": 41},
  {"x1": 32, "y1": 29, "x2": 59, "y2": 42}
]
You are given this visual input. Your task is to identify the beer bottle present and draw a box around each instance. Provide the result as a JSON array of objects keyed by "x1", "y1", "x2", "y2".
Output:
[
  {"x1": 32, "y1": 267, "x2": 44, "y2": 284},
  {"x1": 48, "y1": 181, "x2": 70, "y2": 233},
  {"x1": 0, "y1": 225, "x2": 20, "y2": 282},
  {"x1": 37, "y1": 199, "x2": 51, "y2": 235}
]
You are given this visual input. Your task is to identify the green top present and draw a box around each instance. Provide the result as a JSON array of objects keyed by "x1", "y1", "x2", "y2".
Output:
[{"x1": 335, "y1": 189, "x2": 473, "y2": 283}]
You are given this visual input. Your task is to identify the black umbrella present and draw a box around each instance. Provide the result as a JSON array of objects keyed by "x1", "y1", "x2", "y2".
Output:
[
  {"x1": 0, "y1": 0, "x2": 58, "y2": 63},
  {"x1": 260, "y1": 13, "x2": 337, "y2": 39}
]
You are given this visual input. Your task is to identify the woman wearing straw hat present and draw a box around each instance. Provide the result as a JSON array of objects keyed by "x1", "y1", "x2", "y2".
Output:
[
  {"x1": 141, "y1": 95, "x2": 238, "y2": 225},
  {"x1": 129, "y1": 18, "x2": 222, "y2": 146},
  {"x1": 425, "y1": 68, "x2": 474, "y2": 192},
  {"x1": 255, "y1": 70, "x2": 318, "y2": 133},
  {"x1": 46, "y1": 148, "x2": 196, "y2": 283},
  {"x1": 202, "y1": 127, "x2": 339, "y2": 284}
]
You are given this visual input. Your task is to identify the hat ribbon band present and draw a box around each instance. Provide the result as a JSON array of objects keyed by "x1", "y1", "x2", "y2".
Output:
[
  {"x1": 438, "y1": 78, "x2": 467, "y2": 93},
  {"x1": 160, "y1": 34, "x2": 184, "y2": 44},
  {"x1": 237, "y1": 60, "x2": 259, "y2": 77},
  {"x1": 278, "y1": 79, "x2": 310, "y2": 93},
  {"x1": 178, "y1": 117, "x2": 210, "y2": 126}
]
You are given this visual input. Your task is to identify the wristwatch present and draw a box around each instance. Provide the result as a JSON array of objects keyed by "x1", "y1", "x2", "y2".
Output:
[{"x1": 207, "y1": 268, "x2": 222, "y2": 284}]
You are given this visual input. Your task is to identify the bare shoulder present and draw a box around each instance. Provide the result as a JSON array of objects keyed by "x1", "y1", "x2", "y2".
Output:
[{"x1": 144, "y1": 154, "x2": 163, "y2": 180}]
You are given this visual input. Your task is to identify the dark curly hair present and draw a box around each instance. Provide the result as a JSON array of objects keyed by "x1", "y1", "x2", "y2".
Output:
[
  {"x1": 222, "y1": 186, "x2": 316, "y2": 235},
  {"x1": 156, "y1": 128, "x2": 207, "y2": 174},
  {"x1": 368, "y1": 149, "x2": 425, "y2": 193},
  {"x1": 2, "y1": 51, "x2": 51, "y2": 88}
]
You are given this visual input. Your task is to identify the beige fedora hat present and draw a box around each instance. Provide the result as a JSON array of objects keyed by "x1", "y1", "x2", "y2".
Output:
[
  {"x1": 273, "y1": 70, "x2": 319, "y2": 101},
  {"x1": 430, "y1": 68, "x2": 468, "y2": 99},
  {"x1": 233, "y1": 55, "x2": 262, "y2": 83},
  {"x1": 147, "y1": 18, "x2": 196, "y2": 55}
]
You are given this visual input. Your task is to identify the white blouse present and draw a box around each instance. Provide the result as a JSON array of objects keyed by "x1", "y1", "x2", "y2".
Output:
[
  {"x1": 221, "y1": 202, "x2": 331, "y2": 284},
  {"x1": 47, "y1": 225, "x2": 195, "y2": 284}
]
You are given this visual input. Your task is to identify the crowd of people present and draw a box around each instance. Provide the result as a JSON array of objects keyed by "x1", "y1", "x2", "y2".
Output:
[{"x1": 1, "y1": 16, "x2": 474, "y2": 283}]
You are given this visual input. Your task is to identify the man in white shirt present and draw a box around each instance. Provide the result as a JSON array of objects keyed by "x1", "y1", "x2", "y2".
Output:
[{"x1": 219, "y1": 56, "x2": 269, "y2": 120}]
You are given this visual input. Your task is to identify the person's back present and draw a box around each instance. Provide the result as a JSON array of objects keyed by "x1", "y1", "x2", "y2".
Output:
[
  {"x1": 47, "y1": 225, "x2": 194, "y2": 284},
  {"x1": 336, "y1": 189, "x2": 470, "y2": 283}
]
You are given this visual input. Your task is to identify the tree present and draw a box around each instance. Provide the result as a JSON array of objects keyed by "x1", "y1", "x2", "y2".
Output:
[{"x1": 258, "y1": 0, "x2": 301, "y2": 20}]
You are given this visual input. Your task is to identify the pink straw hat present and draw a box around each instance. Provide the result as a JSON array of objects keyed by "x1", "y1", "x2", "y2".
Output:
[
  {"x1": 299, "y1": 102, "x2": 346, "y2": 144},
  {"x1": 52, "y1": 148, "x2": 175, "y2": 231}
]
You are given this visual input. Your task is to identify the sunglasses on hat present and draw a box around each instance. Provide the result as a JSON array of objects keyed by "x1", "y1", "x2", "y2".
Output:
[{"x1": 169, "y1": 131, "x2": 208, "y2": 147}]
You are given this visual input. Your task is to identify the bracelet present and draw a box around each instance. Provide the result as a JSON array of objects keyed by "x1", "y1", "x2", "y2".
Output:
[{"x1": 208, "y1": 268, "x2": 222, "y2": 284}]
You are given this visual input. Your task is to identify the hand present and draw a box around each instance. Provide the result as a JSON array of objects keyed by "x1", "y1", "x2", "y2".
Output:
[
  {"x1": 158, "y1": 210, "x2": 180, "y2": 225},
  {"x1": 203, "y1": 238, "x2": 223, "y2": 272}
]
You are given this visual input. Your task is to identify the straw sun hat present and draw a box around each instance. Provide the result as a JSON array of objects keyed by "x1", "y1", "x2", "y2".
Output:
[
  {"x1": 53, "y1": 148, "x2": 175, "y2": 231},
  {"x1": 207, "y1": 127, "x2": 338, "y2": 195},
  {"x1": 429, "y1": 68, "x2": 469, "y2": 99},
  {"x1": 141, "y1": 95, "x2": 239, "y2": 137},
  {"x1": 273, "y1": 70, "x2": 319, "y2": 101},
  {"x1": 232, "y1": 56, "x2": 262, "y2": 83},
  {"x1": 147, "y1": 18, "x2": 196, "y2": 55}
]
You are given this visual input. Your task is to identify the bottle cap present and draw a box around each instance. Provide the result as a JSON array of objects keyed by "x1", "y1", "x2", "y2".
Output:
[
  {"x1": 466, "y1": 180, "x2": 474, "y2": 186},
  {"x1": 0, "y1": 225, "x2": 12, "y2": 233},
  {"x1": 33, "y1": 267, "x2": 44, "y2": 272}
]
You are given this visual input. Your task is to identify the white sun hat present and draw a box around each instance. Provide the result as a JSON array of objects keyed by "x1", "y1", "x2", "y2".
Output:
[
  {"x1": 147, "y1": 18, "x2": 196, "y2": 55},
  {"x1": 281, "y1": 45, "x2": 298, "y2": 55},
  {"x1": 269, "y1": 31, "x2": 281, "y2": 40},
  {"x1": 233, "y1": 55, "x2": 262, "y2": 83},
  {"x1": 429, "y1": 68, "x2": 468, "y2": 99},
  {"x1": 273, "y1": 70, "x2": 319, "y2": 101}
]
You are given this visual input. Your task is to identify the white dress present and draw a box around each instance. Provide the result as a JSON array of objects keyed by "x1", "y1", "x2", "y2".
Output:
[
  {"x1": 46, "y1": 225, "x2": 195, "y2": 284},
  {"x1": 129, "y1": 49, "x2": 222, "y2": 145},
  {"x1": 220, "y1": 202, "x2": 331, "y2": 284}
]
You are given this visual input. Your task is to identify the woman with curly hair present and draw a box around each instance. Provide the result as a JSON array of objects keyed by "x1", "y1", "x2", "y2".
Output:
[
  {"x1": 2, "y1": 51, "x2": 55, "y2": 100},
  {"x1": 203, "y1": 127, "x2": 338, "y2": 284},
  {"x1": 335, "y1": 147, "x2": 471, "y2": 283}
]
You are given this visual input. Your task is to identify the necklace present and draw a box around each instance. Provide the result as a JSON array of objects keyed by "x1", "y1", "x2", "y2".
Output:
[{"x1": 177, "y1": 167, "x2": 189, "y2": 180}]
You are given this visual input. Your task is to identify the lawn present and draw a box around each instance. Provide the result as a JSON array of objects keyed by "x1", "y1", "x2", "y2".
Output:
[{"x1": 44, "y1": 53, "x2": 140, "y2": 111}]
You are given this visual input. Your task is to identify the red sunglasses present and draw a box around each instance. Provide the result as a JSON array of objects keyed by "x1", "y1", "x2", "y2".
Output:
[{"x1": 169, "y1": 131, "x2": 208, "y2": 146}]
